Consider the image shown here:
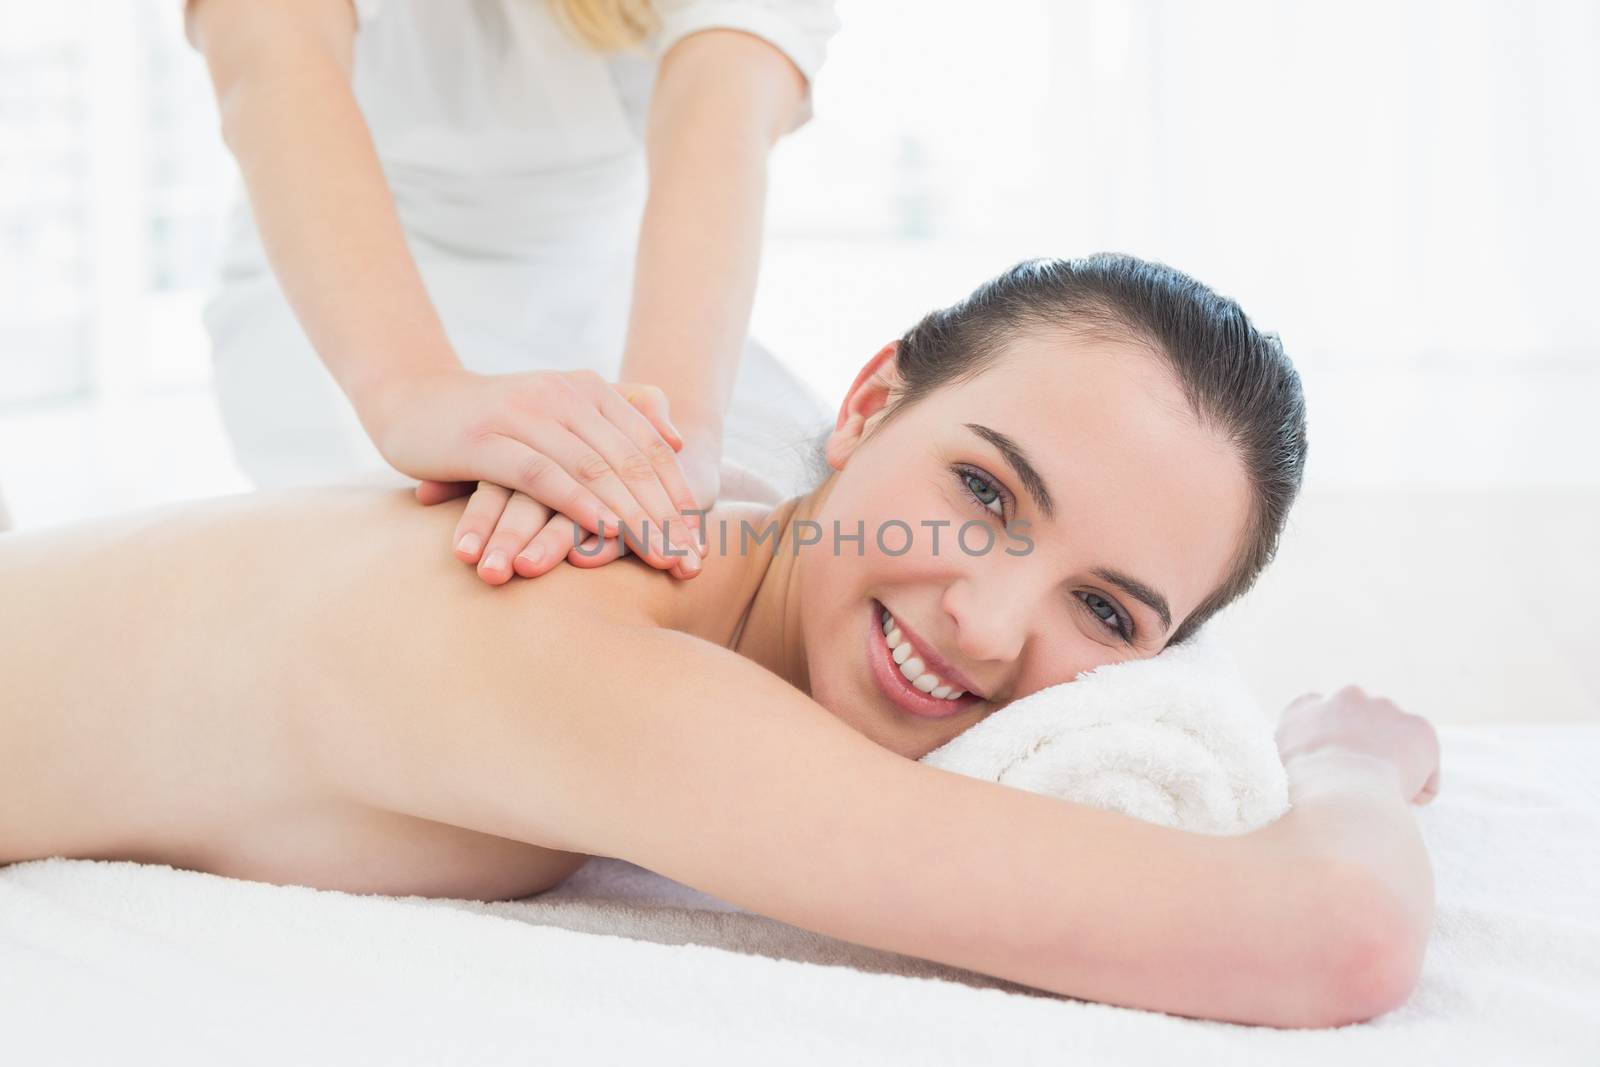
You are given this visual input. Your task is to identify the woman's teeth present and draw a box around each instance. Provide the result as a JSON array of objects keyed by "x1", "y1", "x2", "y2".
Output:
[{"x1": 880, "y1": 609, "x2": 966, "y2": 701}]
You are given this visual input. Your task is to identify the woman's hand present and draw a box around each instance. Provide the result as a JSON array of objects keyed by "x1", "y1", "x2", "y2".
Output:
[
  {"x1": 368, "y1": 368, "x2": 705, "y2": 578},
  {"x1": 1268, "y1": 687, "x2": 1439, "y2": 1017},
  {"x1": 1275, "y1": 686, "x2": 1442, "y2": 806},
  {"x1": 414, "y1": 382, "x2": 721, "y2": 584}
]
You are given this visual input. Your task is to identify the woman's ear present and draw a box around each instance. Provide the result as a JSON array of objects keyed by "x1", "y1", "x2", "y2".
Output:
[{"x1": 825, "y1": 341, "x2": 901, "y2": 470}]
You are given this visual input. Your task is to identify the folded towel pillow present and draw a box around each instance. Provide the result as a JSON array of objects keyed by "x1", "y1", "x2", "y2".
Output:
[{"x1": 918, "y1": 627, "x2": 1290, "y2": 835}]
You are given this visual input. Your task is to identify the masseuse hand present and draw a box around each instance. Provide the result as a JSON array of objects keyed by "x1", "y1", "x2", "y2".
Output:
[
  {"x1": 368, "y1": 367, "x2": 705, "y2": 581},
  {"x1": 564, "y1": 422, "x2": 722, "y2": 573},
  {"x1": 1275, "y1": 686, "x2": 1442, "y2": 806},
  {"x1": 410, "y1": 378, "x2": 716, "y2": 584}
]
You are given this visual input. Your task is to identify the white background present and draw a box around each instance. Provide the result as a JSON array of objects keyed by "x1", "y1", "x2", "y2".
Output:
[{"x1": 3, "y1": 0, "x2": 1598, "y2": 527}]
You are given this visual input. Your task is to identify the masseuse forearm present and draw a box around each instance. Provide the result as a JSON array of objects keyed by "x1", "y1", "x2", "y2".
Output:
[
  {"x1": 618, "y1": 30, "x2": 806, "y2": 433},
  {"x1": 190, "y1": 0, "x2": 458, "y2": 413},
  {"x1": 621, "y1": 121, "x2": 764, "y2": 430}
]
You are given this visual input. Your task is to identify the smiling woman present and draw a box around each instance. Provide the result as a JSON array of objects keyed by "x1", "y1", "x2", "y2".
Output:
[
  {"x1": 0, "y1": 254, "x2": 1436, "y2": 1029},
  {"x1": 782, "y1": 255, "x2": 1289, "y2": 757},
  {"x1": 851, "y1": 254, "x2": 1306, "y2": 646}
]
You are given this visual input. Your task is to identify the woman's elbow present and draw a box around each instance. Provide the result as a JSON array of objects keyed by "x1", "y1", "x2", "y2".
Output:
[
  {"x1": 1022, "y1": 864, "x2": 1425, "y2": 1030},
  {"x1": 1310, "y1": 873, "x2": 1430, "y2": 1028},
  {"x1": 1220, "y1": 862, "x2": 1428, "y2": 1030}
]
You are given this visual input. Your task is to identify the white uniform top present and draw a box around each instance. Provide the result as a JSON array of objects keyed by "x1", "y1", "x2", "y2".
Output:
[{"x1": 202, "y1": 0, "x2": 839, "y2": 493}]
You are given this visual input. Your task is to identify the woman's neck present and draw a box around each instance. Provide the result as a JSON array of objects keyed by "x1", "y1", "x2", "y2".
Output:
[{"x1": 675, "y1": 477, "x2": 835, "y2": 697}]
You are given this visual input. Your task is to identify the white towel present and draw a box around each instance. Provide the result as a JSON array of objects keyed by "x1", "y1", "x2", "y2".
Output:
[{"x1": 918, "y1": 626, "x2": 1290, "y2": 835}]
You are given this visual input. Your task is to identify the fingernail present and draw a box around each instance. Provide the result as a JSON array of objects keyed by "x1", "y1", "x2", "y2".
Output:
[
  {"x1": 519, "y1": 547, "x2": 544, "y2": 568},
  {"x1": 457, "y1": 532, "x2": 482, "y2": 557},
  {"x1": 680, "y1": 548, "x2": 701, "y2": 574},
  {"x1": 484, "y1": 549, "x2": 507, "y2": 573}
]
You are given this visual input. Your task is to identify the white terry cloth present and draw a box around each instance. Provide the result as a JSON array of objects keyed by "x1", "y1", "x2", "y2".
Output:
[
  {"x1": 2, "y1": 724, "x2": 1597, "y2": 1065},
  {"x1": 919, "y1": 626, "x2": 1290, "y2": 835}
]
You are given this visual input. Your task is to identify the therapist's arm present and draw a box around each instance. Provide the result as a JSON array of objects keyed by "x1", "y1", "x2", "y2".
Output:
[
  {"x1": 618, "y1": 28, "x2": 812, "y2": 491},
  {"x1": 183, "y1": 0, "x2": 703, "y2": 575},
  {"x1": 185, "y1": 0, "x2": 457, "y2": 404},
  {"x1": 438, "y1": 27, "x2": 811, "y2": 579}
]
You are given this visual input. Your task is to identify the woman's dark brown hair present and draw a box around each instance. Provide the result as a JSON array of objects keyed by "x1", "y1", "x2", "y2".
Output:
[{"x1": 813, "y1": 252, "x2": 1309, "y2": 648}]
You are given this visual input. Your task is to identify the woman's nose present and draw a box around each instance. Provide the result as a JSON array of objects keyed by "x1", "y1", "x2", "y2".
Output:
[{"x1": 940, "y1": 568, "x2": 1038, "y2": 667}]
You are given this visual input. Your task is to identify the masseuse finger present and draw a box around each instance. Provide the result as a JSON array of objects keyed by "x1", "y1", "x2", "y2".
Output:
[
  {"x1": 578, "y1": 378, "x2": 701, "y2": 540},
  {"x1": 474, "y1": 432, "x2": 620, "y2": 538},
  {"x1": 566, "y1": 532, "x2": 628, "y2": 569},
  {"x1": 416, "y1": 479, "x2": 476, "y2": 506},
  {"x1": 558, "y1": 399, "x2": 701, "y2": 573},
  {"x1": 614, "y1": 380, "x2": 685, "y2": 451},
  {"x1": 515, "y1": 508, "x2": 581, "y2": 578},
  {"x1": 477, "y1": 491, "x2": 552, "y2": 585},
  {"x1": 503, "y1": 414, "x2": 689, "y2": 572},
  {"x1": 453, "y1": 482, "x2": 513, "y2": 563}
]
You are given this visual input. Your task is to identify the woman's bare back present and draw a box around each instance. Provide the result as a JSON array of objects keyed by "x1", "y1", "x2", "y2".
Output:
[{"x1": 0, "y1": 488, "x2": 760, "y2": 899}]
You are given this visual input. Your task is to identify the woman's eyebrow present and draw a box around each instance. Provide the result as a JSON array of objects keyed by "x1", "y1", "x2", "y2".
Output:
[
  {"x1": 964, "y1": 423, "x2": 1055, "y2": 519},
  {"x1": 1091, "y1": 567, "x2": 1172, "y2": 634}
]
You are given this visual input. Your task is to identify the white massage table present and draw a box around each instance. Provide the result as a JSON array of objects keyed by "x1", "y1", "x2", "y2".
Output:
[{"x1": 2, "y1": 722, "x2": 1596, "y2": 1065}]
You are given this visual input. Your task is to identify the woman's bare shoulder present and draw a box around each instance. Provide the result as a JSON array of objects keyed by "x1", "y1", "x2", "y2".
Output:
[{"x1": 484, "y1": 497, "x2": 786, "y2": 643}]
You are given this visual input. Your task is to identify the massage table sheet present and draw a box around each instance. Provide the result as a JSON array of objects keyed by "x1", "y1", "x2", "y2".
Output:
[{"x1": 2, "y1": 723, "x2": 1596, "y2": 1065}]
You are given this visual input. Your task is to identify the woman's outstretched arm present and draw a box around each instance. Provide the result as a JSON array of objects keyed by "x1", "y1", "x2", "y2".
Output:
[{"x1": 306, "y1": 612, "x2": 1419, "y2": 1028}]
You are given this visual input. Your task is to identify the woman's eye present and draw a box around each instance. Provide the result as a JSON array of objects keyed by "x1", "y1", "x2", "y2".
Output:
[
  {"x1": 1080, "y1": 592, "x2": 1133, "y2": 642},
  {"x1": 952, "y1": 465, "x2": 1007, "y2": 518}
]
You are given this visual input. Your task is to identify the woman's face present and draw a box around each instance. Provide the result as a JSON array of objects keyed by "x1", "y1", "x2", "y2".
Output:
[{"x1": 798, "y1": 329, "x2": 1253, "y2": 760}]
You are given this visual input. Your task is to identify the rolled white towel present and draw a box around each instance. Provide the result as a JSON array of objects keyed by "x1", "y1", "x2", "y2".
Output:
[{"x1": 918, "y1": 627, "x2": 1289, "y2": 835}]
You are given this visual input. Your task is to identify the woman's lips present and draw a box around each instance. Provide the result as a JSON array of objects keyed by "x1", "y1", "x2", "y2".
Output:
[
  {"x1": 865, "y1": 600, "x2": 980, "y2": 719},
  {"x1": 883, "y1": 604, "x2": 985, "y2": 698}
]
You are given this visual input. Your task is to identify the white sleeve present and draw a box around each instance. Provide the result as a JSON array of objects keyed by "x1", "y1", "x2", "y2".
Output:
[{"x1": 652, "y1": 0, "x2": 841, "y2": 84}]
